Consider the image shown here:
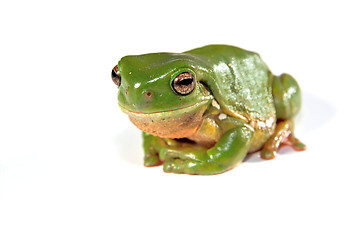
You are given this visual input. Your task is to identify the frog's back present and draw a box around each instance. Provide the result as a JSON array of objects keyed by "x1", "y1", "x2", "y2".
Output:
[
  {"x1": 185, "y1": 45, "x2": 276, "y2": 127},
  {"x1": 185, "y1": 45, "x2": 276, "y2": 151}
]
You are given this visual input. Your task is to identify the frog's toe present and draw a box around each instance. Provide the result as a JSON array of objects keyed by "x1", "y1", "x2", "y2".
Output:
[
  {"x1": 144, "y1": 154, "x2": 163, "y2": 167},
  {"x1": 292, "y1": 142, "x2": 306, "y2": 151},
  {"x1": 260, "y1": 148, "x2": 276, "y2": 160},
  {"x1": 163, "y1": 159, "x2": 185, "y2": 173},
  {"x1": 288, "y1": 136, "x2": 306, "y2": 151},
  {"x1": 159, "y1": 146, "x2": 184, "y2": 160}
]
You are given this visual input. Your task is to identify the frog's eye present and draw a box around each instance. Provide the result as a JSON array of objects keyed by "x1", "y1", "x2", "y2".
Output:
[
  {"x1": 172, "y1": 72, "x2": 195, "y2": 95},
  {"x1": 111, "y1": 65, "x2": 121, "y2": 87}
]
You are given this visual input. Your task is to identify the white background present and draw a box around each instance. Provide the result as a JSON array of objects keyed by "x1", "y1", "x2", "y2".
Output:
[{"x1": 1, "y1": 0, "x2": 350, "y2": 239}]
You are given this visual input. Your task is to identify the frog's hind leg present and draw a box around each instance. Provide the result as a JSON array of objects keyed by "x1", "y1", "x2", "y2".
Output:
[
  {"x1": 272, "y1": 73, "x2": 301, "y2": 119},
  {"x1": 260, "y1": 120, "x2": 306, "y2": 160},
  {"x1": 261, "y1": 73, "x2": 306, "y2": 160}
]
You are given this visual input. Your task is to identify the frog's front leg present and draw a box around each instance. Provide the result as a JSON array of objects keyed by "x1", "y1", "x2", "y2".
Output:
[
  {"x1": 160, "y1": 125, "x2": 254, "y2": 175},
  {"x1": 142, "y1": 132, "x2": 180, "y2": 167}
]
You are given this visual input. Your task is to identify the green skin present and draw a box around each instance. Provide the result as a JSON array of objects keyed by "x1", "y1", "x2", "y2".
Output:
[{"x1": 113, "y1": 45, "x2": 305, "y2": 175}]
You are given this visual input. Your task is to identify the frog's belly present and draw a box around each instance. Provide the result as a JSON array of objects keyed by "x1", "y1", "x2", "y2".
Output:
[
  {"x1": 248, "y1": 128, "x2": 273, "y2": 152},
  {"x1": 188, "y1": 116, "x2": 276, "y2": 152},
  {"x1": 248, "y1": 118, "x2": 276, "y2": 152},
  {"x1": 187, "y1": 118, "x2": 222, "y2": 148},
  {"x1": 189, "y1": 126, "x2": 274, "y2": 151}
]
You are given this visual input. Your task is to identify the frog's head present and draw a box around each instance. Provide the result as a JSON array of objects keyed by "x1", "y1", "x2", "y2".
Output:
[{"x1": 111, "y1": 53, "x2": 213, "y2": 138}]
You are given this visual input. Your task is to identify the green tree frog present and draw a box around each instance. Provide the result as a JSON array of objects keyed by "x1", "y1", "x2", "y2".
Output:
[{"x1": 111, "y1": 45, "x2": 305, "y2": 175}]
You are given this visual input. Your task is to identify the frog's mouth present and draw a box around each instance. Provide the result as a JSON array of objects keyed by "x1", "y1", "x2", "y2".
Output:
[{"x1": 118, "y1": 100, "x2": 211, "y2": 138}]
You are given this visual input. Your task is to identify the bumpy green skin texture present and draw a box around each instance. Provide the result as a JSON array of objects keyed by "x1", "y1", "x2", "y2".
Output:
[
  {"x1": 116, "y1": 45, "x2": 303, "y2": 175},
  {"x1": 185, "y1": 45, "x2": 275, "y2": 122}
]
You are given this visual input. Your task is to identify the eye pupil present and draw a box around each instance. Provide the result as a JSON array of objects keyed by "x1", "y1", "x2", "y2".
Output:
[
  {"x1": 172, "y1": 72, "x2": 195, "y2": 95},
  {"x1": 111, "y1": 65, "x2": 121, "y2": 87},
  {"x1": 179, "y1": 78, "x2": 193, "y2": 86}
]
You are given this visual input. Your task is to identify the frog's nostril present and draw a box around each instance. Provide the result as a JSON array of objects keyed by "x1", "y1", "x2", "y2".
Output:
[{"x1": 144, "y1": 91, "x2": 152, "y2": 99}]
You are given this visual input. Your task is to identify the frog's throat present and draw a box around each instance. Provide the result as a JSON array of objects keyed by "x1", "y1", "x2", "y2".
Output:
[{"x1": 119, "y1": 100, "x2": 211, "y2": 138}]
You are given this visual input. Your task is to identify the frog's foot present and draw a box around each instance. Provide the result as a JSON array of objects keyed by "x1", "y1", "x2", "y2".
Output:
[
  {"x1": 160, "y1": 146, "x2": 225, "y2": 175},
  {"x1": 163, "y1": 159, "x2": 229, "y2": 175},
  {"x1": 142, "y1": 132, "x2": 179, "y2": 167},
  {"x1": 163, "y1": 159, "x2": 202, "y2": 174},
  {"x1": 260, "y1": 120, "x2": 306, "y2": 160}
]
